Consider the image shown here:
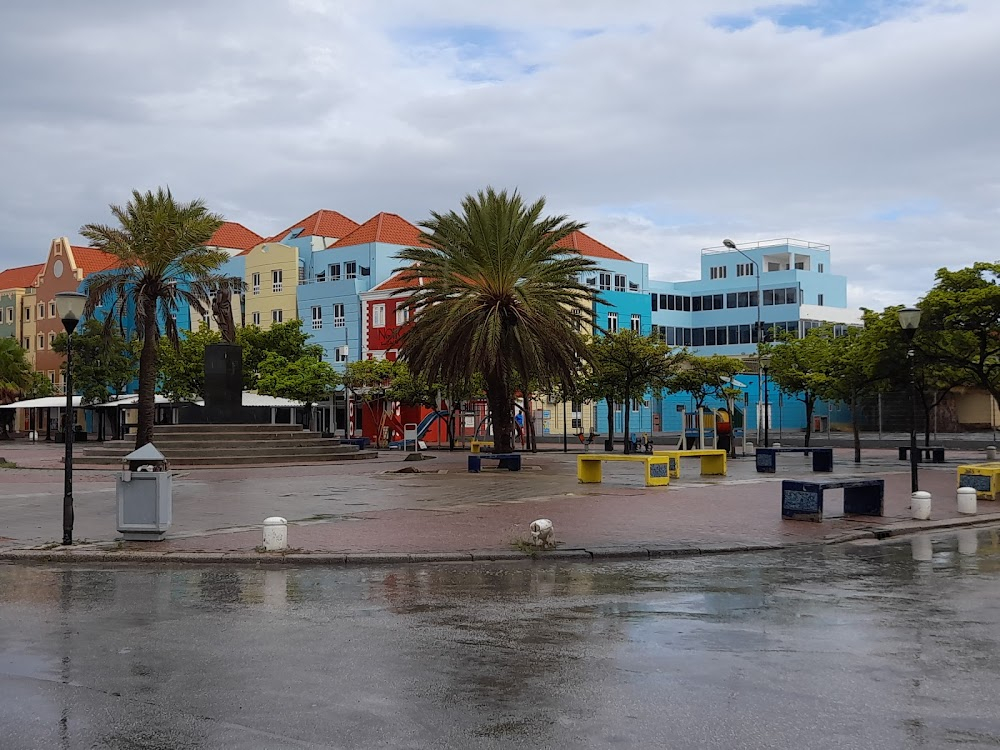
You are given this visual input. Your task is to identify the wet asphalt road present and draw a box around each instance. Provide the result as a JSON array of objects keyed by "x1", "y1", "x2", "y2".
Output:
[{"x1": 1, "y1": 530, "x2": 999, "y2": 750}]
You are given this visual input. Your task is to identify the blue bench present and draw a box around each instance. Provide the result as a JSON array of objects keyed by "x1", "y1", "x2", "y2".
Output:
[
  {"x1": 468, "y1": 453, "x2": 521, "y2": 473},
  {"x1": 782, "y1": 478, "x2": 884, "y2": 522},
  {"x1": 757, "y1": 447, "x2": 833, "y2": 473}
]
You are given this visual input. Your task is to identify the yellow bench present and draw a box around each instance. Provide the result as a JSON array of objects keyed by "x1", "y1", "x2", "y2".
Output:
[
  {"x1": 957, "y1": 462, "x2": 1000, "y2": 500},
  {"x1": 470, "y1": 440, "x2": 494, "y2": 454},
  {"x1": 654, "y1": 449, "x2": 727, "y2": 479},
  {"x1": 577, "y1": 454, "x2": 670, "y2": 487}
]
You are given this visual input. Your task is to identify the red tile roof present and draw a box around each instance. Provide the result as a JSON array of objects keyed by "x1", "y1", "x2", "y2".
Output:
[
  {"x1": 267, "y1": 210, "x2": 359, "y2": 243},
  {"x1": 0, "y1": 263, "x2": 43, "y2": 290},
  {"x1": 71, "y1": 247, "x2": 119, "y2": 275},
  {"x1": 331, "y1": 213, "x2": 431, "y2": 249},
  {"x1": 208, "y1": 222, "x2": 262, "y2": 251},
  {"x1": 369, "y1": 269, "x2": 424, "y2": 293},
  {"x1": 554, "y1": 230, "x2": 631, "y2": 261}
]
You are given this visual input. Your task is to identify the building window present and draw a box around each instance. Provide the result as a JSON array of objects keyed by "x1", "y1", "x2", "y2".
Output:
[
  {"x1": 252, "y1": 311, "x2": 261, "y2": 326},
  {"x1": 298, "y1": 266, "x2": 306, "y2": 281},
  {"x1": 818, "y1": 294, "x2": 824, "y2": 306},
  {"x1": 572, "y1": 308, "x2": 583, "y2": 331},
  {"x1": 607, "y1": 312, "x2": 618, "y2": 332},
  {"x1": 335, "y1": 345, "x2": 349, "y2": 363},
  {"x1": 710, "y1": 266, "x2": 727, "y2": 280},
  {"x1": 599, "y1": 272, "x2": 612, "y2": 291},
  {"x1": 38, "y1": 303, "x2": 45, "y2": 319},
  {"x1": 23, "y1": 337, "x2": 30, "y2": 350},
  {"x1": 396, "y1": 305, "x2": 410, "y2": 326},
  {"x1": 614, "y1": 274, "x2": 626, "y2": 292},
  {"x1": 272, "y1": 269, "x2": 283, "y2": 292},
  {"x1": 6, "y1": 307, "x2": 13, "y2": 323},
  {"x1": 333, "y1": 303, "x2": 345, "y2": 327},
  {"x1": 329, "y1": 263, "x2": 341, "y2": 281},
  {"x1": 630, "y1": 314, "x2": 641, "y2": 332},
  {"x1": 48, "y1": 371, "x2": 55, "y2": 384},
  {"x1": 24, "y1": 307, "x2": 30, "y2": 322},
  {"x1": 818, "y1": 263, "x2": 824, "y2": 273},
  {"x1": 630, "y1": 399, "x2": 641, "y2": 412},
  {"x1": 736, "y1": 262, "x2": 755, "y2": 277},
  {"x1": 316, "y1": 270, "x2": 326, "y2": 283},
  {"x1": 372, "y1": 304, "x2": 385, "y2": 328},
  {"x1": 252, "y1": 273, "x2": 260, "y2": 295},
  {"x1": 38, "y1": 334, "x2": 45, "y2": 350},
  {"x1": 311, "y1": 305, "x2": 323, "y2": 329},
  {"x1": 49, "y1": 302, "x2": 56, "y2": 317},
  {"x1": 346, "y1": 261, "x2": 357, "y2": 280},
  {"x1": 272, "y1": 309, "x2": 283, "y2": 323}
]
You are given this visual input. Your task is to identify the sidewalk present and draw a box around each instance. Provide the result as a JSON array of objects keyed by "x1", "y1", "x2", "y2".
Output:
[{"x1": 2, "y1": 441, "x2": 999, "y2": 564}]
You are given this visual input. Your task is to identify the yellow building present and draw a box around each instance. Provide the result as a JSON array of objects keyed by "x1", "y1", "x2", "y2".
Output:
[
  {"x1": 243, "y1": 242, "x2": 299, "y2": 330},
  {"x1": 0, "y1": 264, "x2": 43, "y2": 362}
]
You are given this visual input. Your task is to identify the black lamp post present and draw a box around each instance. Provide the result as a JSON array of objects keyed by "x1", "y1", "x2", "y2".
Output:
[
  {"x1": 761, "y1": 355, "x2": 771, "y2": 448},
  {"x1": 898, "y1": 306, "x2": 922, "y2": 493},
  {"x1": 55, "y1": 291, "x2": 87, "y2": 545}
]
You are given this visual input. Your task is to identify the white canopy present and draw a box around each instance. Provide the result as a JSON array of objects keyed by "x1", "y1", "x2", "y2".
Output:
[
  {"x1": 193, "y1": 392, "x2": 304, "y2": 408},
  {"x1": 0, "y1": 396, "x2": 82, "y2": 409},
  {"x1": 93, "y1": 394, "x2": 184, "y2": 408}
]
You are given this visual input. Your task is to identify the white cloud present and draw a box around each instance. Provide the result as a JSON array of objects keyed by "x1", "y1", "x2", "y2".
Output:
[{"x1": 0, "y1": 0, "x2": 998, "y2": 312}]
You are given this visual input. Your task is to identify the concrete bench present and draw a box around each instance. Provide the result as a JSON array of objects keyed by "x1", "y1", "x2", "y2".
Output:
[
  {"x1": 654, "y1": 449, "x2": 727, "y2": 479},
  {"x1": 468, "y1": 453, "x2": 521, "y2": 473},
  {"x1": 957, "y1": 462, "x2": 1000, "y2": 501},
  {"x1": 577, "y1": 454, "x2": 670, "y2": 487},
  {"x1": 470, "y1": 440, "x2": 494, "y2": 454},
  {"x1": 781, "y1": 478, "x2": 884, "y2": 522},
  {"x1": 756, "y1": 447, "x2": 833, "y2": 473},
  {"x1": 898, "y1": 445, "x2": 946, "y2": 463}
]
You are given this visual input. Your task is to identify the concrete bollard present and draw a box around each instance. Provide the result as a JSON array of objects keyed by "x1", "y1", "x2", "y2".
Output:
[
  {"x1": 911, "y1": 536, "x2": 933, "y2": 562},
  {"x1": 746, "y1": 441, "x2": 754, "y2": 454},
  {"x1": 772, "y1": 442, "x2": 781, "y2": 448},
  {"x1": 957, "y1": 487, "x2": 978, "y2": 515},
  {"x1": 911, "y1": 491, "x2": 932, "y2": 520},
  {"x1": 958, "y1": 529, "x2": 979, "y2": 557},
  {"x1": 262, "y1": 516, "x2": 288, "y2": 551},
  {"x1": 987, "y1": 446, "x2": 997, "y2": 461}
]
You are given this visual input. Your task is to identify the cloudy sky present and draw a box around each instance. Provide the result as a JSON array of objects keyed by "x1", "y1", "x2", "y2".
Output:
[{"x1": 1, "y1": 0, "x2": 997, "y2": 309}]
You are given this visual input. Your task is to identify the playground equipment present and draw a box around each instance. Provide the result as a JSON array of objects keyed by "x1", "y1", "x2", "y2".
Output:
[{"x1": 388, "y1": 410, "x2": 449, "y2": 449}]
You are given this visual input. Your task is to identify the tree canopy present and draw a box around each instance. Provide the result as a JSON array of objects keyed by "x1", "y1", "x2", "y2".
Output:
[{"x1": 53, "y1": 318, "x2": 137, "y2": 406}]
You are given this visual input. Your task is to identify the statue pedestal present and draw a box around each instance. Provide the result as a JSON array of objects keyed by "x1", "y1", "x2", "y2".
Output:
[{"x1": 204, "y1": 344, "x2": 244, "y2": 423}]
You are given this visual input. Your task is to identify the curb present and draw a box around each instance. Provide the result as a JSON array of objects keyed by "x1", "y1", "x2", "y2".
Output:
[{"x1": 3, "y1": 515, "x2": 999, "y2": 567}]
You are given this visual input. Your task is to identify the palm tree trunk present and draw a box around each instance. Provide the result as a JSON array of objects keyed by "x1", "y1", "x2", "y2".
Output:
[
  {"x1": 803, "y1": 396, "x2": 814, "y2": 448},
  {"x1": 605, "y1": 396, "x2": 615, "y2": 452},
  {"x1": 485, "y1": 377, "x2": 514, "y2": 453},
  {"x1": 136, "y1": 299, "x2": 159, "y2": 449}
]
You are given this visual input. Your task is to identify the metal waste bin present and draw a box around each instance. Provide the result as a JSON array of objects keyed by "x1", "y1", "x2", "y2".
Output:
[{"x1": 117, "y1": 443, "x2": 172, "y2": 541}]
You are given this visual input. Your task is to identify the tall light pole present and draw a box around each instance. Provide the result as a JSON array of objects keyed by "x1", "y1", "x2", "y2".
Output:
[
  {"x1": 55, "y1": 291, "x2": 87, "y2": 546},
  {"x1": 898, "y1": 307, "x2": 922, "y2": 493},
  {"x1": 760, "y1": 355, "x2": 772, "y2": 448},
  {"x1": 723, "y1": 239, "x2": 762, "y2": 446}
]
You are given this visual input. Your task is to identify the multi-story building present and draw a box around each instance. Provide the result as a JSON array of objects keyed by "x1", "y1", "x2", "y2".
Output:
[
  {"x1": 0, "y1": 264, "x2": 43, "y2": 344},
  {"x1": 189, "y1": 222, "x2": 262, "y2": 333}
]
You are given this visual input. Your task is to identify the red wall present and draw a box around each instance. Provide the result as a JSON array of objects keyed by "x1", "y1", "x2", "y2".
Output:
[{"x1": 366, "y1": 297, "x2": 409, "y2": 352}]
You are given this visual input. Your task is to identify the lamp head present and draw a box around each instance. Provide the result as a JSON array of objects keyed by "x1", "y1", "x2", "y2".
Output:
[
  {"x1": 722, "y1": 239, "x2": 737, "y2": 249},
  {"x1": 898, "y1": 306, "x2": 921, "y2": 342},
  {"x1": 55, "y1": 291, "x2": 87, "y2": 334}
]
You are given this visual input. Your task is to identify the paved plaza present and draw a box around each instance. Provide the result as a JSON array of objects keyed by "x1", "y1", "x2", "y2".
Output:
[{"x1": 2, "y1": 439, "x2": 1000, "y2": 562}]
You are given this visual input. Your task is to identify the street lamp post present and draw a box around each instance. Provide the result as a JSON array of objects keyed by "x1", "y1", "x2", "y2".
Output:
[
  {"x1": 760, "y1": 355, "x2": 772, "y2": 448},
  {"x1": 55, "y1": 292, "x2": 87, "y2": 546},
  {"x1": 723, "y1": 239, "x2": 763, "y2": 446},
  {"x1": 898, "y1": 307, "x2": 922, "y2": 493}
]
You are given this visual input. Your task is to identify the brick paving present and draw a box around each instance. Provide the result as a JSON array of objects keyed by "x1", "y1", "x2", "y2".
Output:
[{"x1": 3, "y1": 440, "x2": 997, "y2": 559}]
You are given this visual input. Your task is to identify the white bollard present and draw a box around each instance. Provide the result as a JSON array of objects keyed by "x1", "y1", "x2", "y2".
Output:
[
  {"x1": 987, "y1": 446, "x2": 997, "y2": 461},
  {"x1": 911, "y1": 536, "x2": 933, "y2": 561},
  {"x1": 911, "y1": 491, "x2": 932, "y2": 520},
  {"x1": 262, "y1": 516, "x2": 288, "y2": 551},
  {"x1": 772, "y1": 442, "x2": 782, "y2": 448},
  {"x1": 746, "y1": 441, "x2": 755, "y2": 454},
  {"x1": 957, "y1": 487, "x2": 978, "y2": 515},
  {"x1": 957, "y1": 529, "x2": 979, "y2": 556}
]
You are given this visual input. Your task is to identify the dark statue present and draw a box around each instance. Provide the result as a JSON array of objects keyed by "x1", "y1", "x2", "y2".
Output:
[{"x1": 212, "y1": 286, "x2": 237, "y2": 344}]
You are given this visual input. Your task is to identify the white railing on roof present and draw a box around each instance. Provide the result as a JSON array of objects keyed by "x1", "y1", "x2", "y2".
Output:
[{"x1": 701, "y1": 238, "x2": 830, "y2": 255}]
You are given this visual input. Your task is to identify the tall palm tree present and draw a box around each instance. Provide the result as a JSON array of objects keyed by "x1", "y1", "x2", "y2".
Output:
[
  {"x1": 396, "y1": 188, "x2": 597, "y2": 453},
  {"x1": 0, "y1": 337, "x2": 32, "y2": 439},
  {"x1": 80, "y1": 188, "x2": 235, "y2": 448}
]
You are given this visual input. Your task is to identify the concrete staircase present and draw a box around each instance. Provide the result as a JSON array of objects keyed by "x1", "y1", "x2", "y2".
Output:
[{"x1": 76, "y1": 424, "x2": 378, "y2": 467}]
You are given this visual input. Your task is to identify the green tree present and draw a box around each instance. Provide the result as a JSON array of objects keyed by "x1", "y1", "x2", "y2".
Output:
[
  {"x1": 760, "y1": 330, "x2": 834, "y2": 447},
  {"x1": 662, "y1": 353, "x2": 743, "y2": 449},
  {"x1": 256, "y1": 352, "x2": 340, "y2": 428},
  {"x1": 581, "y1": 331, "x2": 681, "y2": 454},
  {"x1": 0, "y1": 338, "x2": 33, "y2": 439},
  {"x1": 80, "y1": 188, "x2": 236, "y2": 448},
  {"x1": 238, "y1": 319, "x2": 324, "y2": 391},
  {"x1": 918, "y1": 263, "x2": 1000, "y2": 414},
  {"x1": 52, "y1": 318, "x2": 137, "y2": 406},
  {"x1": 395, "y1": 187, "x2": 596, "y2": 453},
  {"x1": 155, "y1": 323, "x2": 222, "y2": 401}
]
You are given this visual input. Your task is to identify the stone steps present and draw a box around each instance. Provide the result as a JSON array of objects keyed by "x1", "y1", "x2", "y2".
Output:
[{"x1": 76, "y1": 450, "x2": 379, "y2": 467}]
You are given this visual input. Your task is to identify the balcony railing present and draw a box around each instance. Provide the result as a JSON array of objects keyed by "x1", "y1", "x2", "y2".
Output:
[{"x1": 702, "y1": 238, "x2": 830, "y2": 255}]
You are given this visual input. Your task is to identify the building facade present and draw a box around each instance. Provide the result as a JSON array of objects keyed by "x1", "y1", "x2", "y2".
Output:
[{"x1": 0, "y1": 264, "x2": 42, "y2": 344}]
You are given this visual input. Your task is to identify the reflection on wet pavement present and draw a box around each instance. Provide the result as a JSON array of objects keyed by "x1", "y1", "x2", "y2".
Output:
[{"x1": 1, "y1": 528, "x2": 999, "y2": 749}]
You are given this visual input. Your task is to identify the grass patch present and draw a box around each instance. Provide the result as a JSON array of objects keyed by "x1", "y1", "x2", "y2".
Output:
[{"x1": 0, "y1": 461, "x2": 16, "y2": 469}]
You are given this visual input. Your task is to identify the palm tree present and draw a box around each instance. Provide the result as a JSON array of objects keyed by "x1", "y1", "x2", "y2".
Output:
[
  {"x1": 0, "y1": 337, "x2": 32, "y2": 439},
  {"x1": 396, "y1": 188, "x2": 597, "y2": 453},
  {"x1": 80, "y1": 188, "x2": 236, "y2": 448}
]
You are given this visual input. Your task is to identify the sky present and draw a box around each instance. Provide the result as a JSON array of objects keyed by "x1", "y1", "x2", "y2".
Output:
[{"x1": 1, "y1": 0, "x2": 998, "y2": 310}]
